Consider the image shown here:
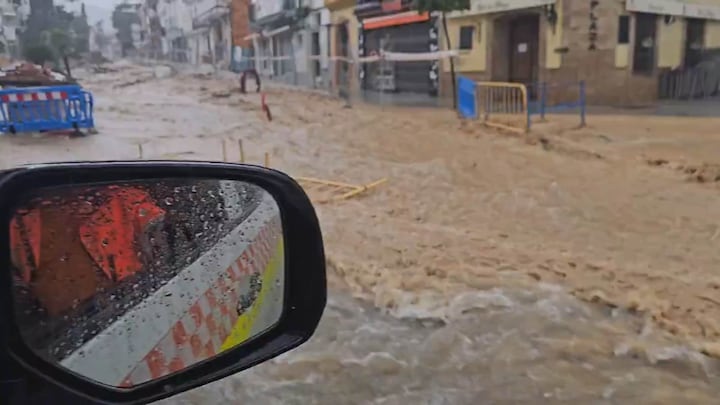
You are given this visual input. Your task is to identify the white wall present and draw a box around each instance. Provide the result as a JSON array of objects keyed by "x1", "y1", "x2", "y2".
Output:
[
  {"x1": 254, "y1": 0, "x2": 293, "y2": 20},
  {"x1": 158, "y1": 0, "x2": 194, "y2": 40}
]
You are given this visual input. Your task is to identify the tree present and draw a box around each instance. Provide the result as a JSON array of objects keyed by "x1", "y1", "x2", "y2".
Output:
[
  {"x1": 47, "y1": 28, "x2": 74, "y2": 58},
  {"x1": 21, "y1": 1, "x2": 90, "y2": 69},
  {"x1": 23, "y1": 44, "x2": 55, "y2": 65},
  {"x1": 415, "y1": 0, "x2": 471, "y2": 109},
  {"x1": 42, "y1": 28, "x2": 76, "y2": 77}
]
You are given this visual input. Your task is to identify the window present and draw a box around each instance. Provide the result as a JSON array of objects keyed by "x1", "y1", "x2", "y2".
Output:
[
  {"x1": 459, "y1": 25, "x2": 474, "y2": 50},
  {"x1": 685, "y1": 18, "x2": 706, "y2": 67},
  {"x1": 618, "y1": 15, "x2": 630, "y2": 44},
  {"x1": 633, "y1": 13, "x2": 656, "y2": 75}
]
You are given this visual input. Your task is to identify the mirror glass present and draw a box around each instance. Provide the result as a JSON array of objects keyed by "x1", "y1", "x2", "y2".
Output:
[{"x1": 9, "y1": 178, "x2": 285, "y2": 387}]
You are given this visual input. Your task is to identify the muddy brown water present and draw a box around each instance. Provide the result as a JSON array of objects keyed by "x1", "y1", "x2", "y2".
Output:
[
  {"x1": 164, "y1": 287, "x2": 720, "y2": 404},
  {"x1": 5, "y1": 65, "x2": 720, "y2": 404}
]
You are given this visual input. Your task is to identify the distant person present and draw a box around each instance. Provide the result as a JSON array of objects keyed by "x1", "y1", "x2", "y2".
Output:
[{"x1": 240, "y1": 69, "x2": 261, "y2": 94}]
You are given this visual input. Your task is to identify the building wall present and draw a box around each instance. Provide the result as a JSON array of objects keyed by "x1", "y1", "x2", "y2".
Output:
[
  {"x1": 328, "y1": 5, "x2": 359, "y2": 92},
  {"x1": 442, "y1": 0, "x2": 720, "y2": 106},
  {"x1": 231, "y1": 0, "x2": 252, "y2": 47},
  {"x1": 544, "y1": 0, "x2": 658, "y2": 105},
  {"x1": 442, "y1": 15, "x2": 489, "y2": 73},
  {"x1": 230, "y1": 0, "x2": 254, "y2": 70},
  {"x1": 706, "y1": 19, "x2": 720, "y2": 46}
]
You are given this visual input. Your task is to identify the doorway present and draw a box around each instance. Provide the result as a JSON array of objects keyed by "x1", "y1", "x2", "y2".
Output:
[
  {"x1": 508, "y1": 14, "x2": 540, "y2": 86},
  {"x1": 685, "y1": 18, "x2": 705, "y2": 67}
]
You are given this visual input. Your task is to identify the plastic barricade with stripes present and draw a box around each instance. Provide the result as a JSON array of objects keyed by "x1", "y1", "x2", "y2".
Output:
[{"x1": 0, "y1": 85, "x2": 95, "y2": 135}]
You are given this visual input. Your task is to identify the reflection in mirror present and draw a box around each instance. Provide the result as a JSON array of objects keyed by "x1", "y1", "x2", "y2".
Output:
[{"x1": 9, "y1": 178, "x2": 285, "y2": 387}]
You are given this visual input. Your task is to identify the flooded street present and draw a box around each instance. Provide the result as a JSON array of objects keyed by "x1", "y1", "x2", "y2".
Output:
[
  {"x1": 3, "y1": 63, "x2": 720, "y2": 403},
  {"x1": 168, "y1": 288, "x2": 719, "y2": 404}
]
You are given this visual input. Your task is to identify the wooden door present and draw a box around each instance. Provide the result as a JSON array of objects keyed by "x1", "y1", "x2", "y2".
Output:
[{"x1": 509, "y1": 15, "x2": 539, "y2": 87}]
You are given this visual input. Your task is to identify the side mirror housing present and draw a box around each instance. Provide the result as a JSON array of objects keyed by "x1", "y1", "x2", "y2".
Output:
[{"x1": 0, "y1": 161, "x2": 326, "y2": 404}]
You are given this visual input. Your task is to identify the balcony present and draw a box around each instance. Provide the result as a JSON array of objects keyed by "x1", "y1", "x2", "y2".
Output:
[{"x1": 192, "y1": 0, "x2": 230, "y2": 29}]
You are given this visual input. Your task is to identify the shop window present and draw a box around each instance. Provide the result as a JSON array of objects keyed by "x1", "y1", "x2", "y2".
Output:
[
  {"x1": 685, "y1": 18, "x2": 706, "y2": 67},
  {"x1": 633, "y1": 13, "x2": 656, "y2": 75},
  {"x1": 618, "y1": 15, "x2": 630, "y2": 44},
  {"x1": 459, "y1": 26, "x2": 474, "y2": 50}
]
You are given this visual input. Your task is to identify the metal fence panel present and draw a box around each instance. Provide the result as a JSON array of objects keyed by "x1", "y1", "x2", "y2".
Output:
[
  {"x1": 528, "y1": 81, "x2": 586, "y2": 127},
  {"x1": 476, "y1": 82, "x2": 529, "y2": 133},
  {"x1": 457, "y1": 76, "x2": 477, "y2": 119},
  {"x1": 0, "y1": 85, "x2": 94, "y2": 134}
]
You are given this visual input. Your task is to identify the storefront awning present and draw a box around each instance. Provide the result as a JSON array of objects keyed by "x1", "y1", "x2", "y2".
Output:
[
  {"x1": 447, "y1": 0, "x2": 555, "y2": 19},
  {"x1": 363, "y1": 11, "x2": 429, "y2": 30}
]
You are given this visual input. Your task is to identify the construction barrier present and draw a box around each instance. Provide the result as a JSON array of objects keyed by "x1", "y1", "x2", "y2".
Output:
[
  {"x1": 0, "y1": 85, "x2": 95, "y2": 134},
  {"x1": 476, "y1": 82, "x2": 530, "y2": 134},
  {"x1": 529, "y1": 81, "x2": 586, "y2": 127},
  {"x1": 457, "y1": 76, "x2": 477, "y2": 119},
  {"x1": 296, "y1": 177, "x2": 388, "y2": 204}
]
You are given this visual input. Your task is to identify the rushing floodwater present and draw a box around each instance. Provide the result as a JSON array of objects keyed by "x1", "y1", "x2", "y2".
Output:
[{"x1": 163, "y1": 285, "x2": 720, "y2": 404}]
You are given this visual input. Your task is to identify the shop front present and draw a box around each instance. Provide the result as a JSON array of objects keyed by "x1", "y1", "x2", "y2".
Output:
[{"x1": 355, "y1": 2, "x2": 440, "y2": 96}]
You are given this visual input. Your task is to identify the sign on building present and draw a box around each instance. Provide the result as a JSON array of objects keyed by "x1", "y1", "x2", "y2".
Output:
[
  {"x1": 626, "y1": 0, "x2": 685, "y2": 16},
  {"x1": 627, "y1": 0, "x2": 720, "y2": 21},
  {"x1": 448, "y1": 0, "x2": 555, "y2": 18}
]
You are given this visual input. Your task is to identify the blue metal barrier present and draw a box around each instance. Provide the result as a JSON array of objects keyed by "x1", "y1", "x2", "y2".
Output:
[
  {"x1": 528, "y1": 81, "x2": 586, "y2": 127},
  {"x1": 457, "y1": 76, "x2": 477, "y2": 119},
  {"x1": 0, "y1": 85, "x2": 95, "y2": 134}
]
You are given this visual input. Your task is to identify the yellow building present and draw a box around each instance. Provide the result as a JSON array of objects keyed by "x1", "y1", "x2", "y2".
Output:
[{"x1": 442, "y1": 0, "x2": 720, "y2": 105}]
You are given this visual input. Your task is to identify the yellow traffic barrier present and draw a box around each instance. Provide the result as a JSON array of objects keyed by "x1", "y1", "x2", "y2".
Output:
[
  {"x1": 155, "y1": 141, "x2": 387, "y2": 204},
  {"x1": 296, "y1": 177, "x2": 387, "y2": 204},
  {"x1": 476, "y1": 82, "x2": 530, "y2": 134}
]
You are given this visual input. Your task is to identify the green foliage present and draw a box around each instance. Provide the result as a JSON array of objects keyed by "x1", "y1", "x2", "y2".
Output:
[
  {"x1": 23, "y1": 44, "x2": 55, "y2": 65},
  {"x1": 414, "y1": 0, "x2": 471, "y2": 12},
  {"x1": 20, "y1": 2, "x2": 89, "y2": 60},
  {"x1": 21, "y1": 28, "x2": 77, "y2": 67},
  {"x1": 47, "y1": 29, "x2": 74, "y2": 57}
]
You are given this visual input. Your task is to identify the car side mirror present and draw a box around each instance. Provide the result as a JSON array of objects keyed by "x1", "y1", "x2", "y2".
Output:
[{"x1": 0, "y1": 161, "x2": 326, "y2": 404}]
